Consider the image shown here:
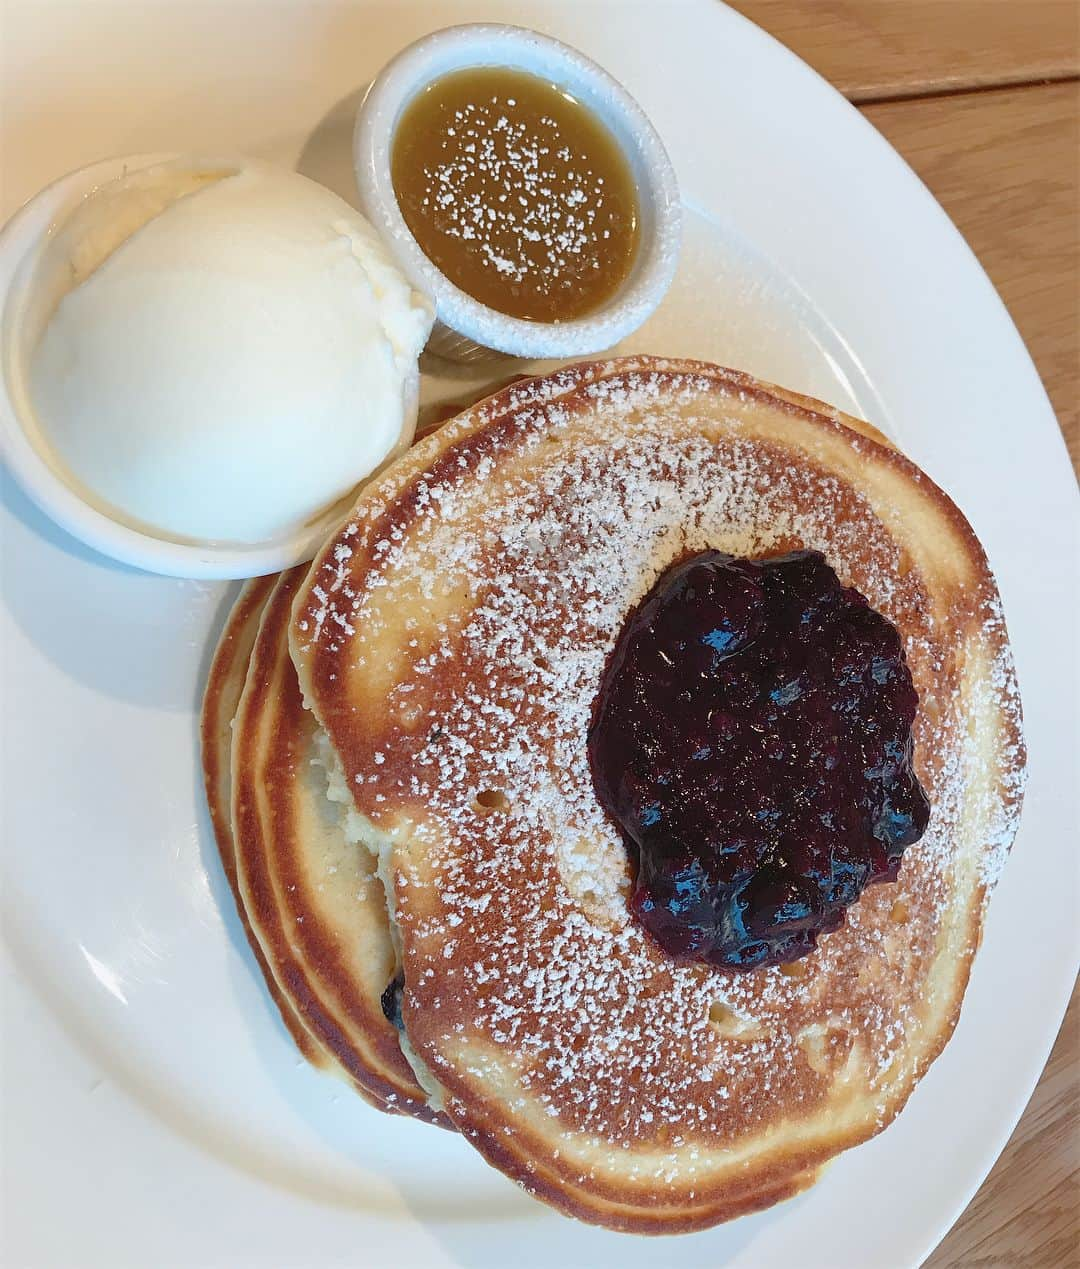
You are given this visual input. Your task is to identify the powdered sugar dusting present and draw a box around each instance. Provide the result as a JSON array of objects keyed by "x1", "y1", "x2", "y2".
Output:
[{"x1": 296, "y1": 362, "x2": 1026, "y2": 1165}]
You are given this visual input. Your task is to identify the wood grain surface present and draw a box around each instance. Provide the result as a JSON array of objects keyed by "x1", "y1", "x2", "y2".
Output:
[
  {"x1": 728, "y1": 0, "x2": 1080, "y2": 100},
  {"x1": 733, "y1": 4, "x2": 1078, "y2": 1265}
]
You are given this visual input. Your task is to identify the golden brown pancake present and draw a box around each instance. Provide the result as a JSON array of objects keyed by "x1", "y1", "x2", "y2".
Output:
[
  {"x1": 207, "y1": 571, "x2": 817, "y2": 1211},
  {"x1": 229, "y1": 567, "x2": 448, "y2": 1123},
  {"x1": 291, "y1": 357, "x2": 1025, "y2": 1232},
  {"x1": 200, "y1": 576, "x2": 338, "y2": 1072}
]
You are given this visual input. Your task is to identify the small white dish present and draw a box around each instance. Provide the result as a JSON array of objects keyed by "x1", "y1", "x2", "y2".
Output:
[
  {"x1": 354, "y1": 23, "x2": 682, "y2": 361},
  {"x1": 0, "y1": 153, "x2": 419, "y2": 579}
]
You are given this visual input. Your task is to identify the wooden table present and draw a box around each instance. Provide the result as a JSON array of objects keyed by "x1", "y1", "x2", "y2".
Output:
[{"x1": 730, "y1": 5, "x2": 1079, "y2": 1263}]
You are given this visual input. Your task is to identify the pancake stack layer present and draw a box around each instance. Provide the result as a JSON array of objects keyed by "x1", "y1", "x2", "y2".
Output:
[{"x1": 202, "y1": 357, "x2": 1025, "y2": 1232}]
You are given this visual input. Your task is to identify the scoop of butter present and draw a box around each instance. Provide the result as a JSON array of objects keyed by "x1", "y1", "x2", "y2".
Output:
[{"x1": 26, "y1": 159, "x2": 433, "y2": 544}]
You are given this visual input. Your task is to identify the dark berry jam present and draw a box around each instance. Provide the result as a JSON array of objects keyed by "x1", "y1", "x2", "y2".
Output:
[
  {"x1": 381, "y1": 971, "x2": 404, "y2": 1030},
  {"x1": 587, "y1": 550, "x2": 930, "y2": 971}
]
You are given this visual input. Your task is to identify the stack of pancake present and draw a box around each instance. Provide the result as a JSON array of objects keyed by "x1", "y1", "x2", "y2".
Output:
[{"x1": 202, "y1": 357, "x2": 1025, "y2": 1232}]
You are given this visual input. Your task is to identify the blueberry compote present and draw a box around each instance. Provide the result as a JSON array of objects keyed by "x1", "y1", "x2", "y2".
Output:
[{"x1": 587, "y1": 550, "x2": 930, "y2": 970}]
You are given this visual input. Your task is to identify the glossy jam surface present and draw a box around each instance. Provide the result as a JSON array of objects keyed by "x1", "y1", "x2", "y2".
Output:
[
  {"x1": 588, "y1": 550, "x2": 930, "y2": 970},
  {"x1": 391, "y1": 67, "x2": 639, "y2": 322}
]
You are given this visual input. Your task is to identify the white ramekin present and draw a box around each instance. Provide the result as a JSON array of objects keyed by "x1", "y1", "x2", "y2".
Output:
[
  {"x1": 0, "y1": 153, "x2": 419, "y2": 580},
  {"x1": 354, "y1": 23, "x2": 682, "y2": 363}
]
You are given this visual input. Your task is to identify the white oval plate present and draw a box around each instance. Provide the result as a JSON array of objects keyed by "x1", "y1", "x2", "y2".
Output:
[{"x1": 2, "y1": 3, "x2": 1077, "y2": 1267}]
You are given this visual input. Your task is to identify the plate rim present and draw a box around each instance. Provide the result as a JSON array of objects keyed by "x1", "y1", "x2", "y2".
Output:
[{"x1": 2, "y1": 1, "x2": 1077, "y2": 1265}]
